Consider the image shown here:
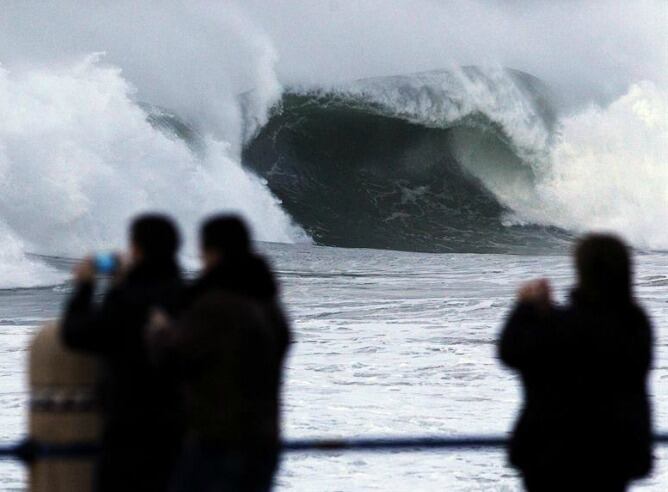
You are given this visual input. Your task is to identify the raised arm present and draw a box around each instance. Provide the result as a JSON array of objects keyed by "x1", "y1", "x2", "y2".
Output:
[
  {"x1": 60, "y1": 258, "x2": 123, "y2": 353},
  {"x1": 498, "y1": 279, "x2": 554, "y2": 369}
]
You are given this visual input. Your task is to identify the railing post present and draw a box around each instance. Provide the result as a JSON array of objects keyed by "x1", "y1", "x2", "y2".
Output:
[{"x1": 28, "y1": 323, "x2": 102, "y2": 492}]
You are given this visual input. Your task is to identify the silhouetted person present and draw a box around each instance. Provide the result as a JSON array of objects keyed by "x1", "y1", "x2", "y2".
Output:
[
  {"x1": 151, "y1": 215, "x2": 290, "y2": 492},
  {"x1": 498, "y1": 234, "x2": 653, "y2": 492},
  {"x1": 62, "y1": 214, "x2": 185, "y2": 492}
]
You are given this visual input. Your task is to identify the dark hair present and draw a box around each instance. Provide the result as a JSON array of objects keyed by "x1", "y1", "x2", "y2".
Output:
[
  {"x1": 130, "y1": 214, "x2": 180, "y2": 262},
  {"x1": 201, "y1": 215, "x2": 252, "y2": 258},
  {"x1": 575, "y1": 234, "x2": 632, "y2": 303}
]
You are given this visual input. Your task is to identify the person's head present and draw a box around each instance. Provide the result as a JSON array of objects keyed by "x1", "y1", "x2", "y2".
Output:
[
  {"x1": 200, "y1": 215, "x2": 252, "y2": 270},
  {"x1": 129, "y1": 214, "x2": 180, "y2": 265},
  {"x1": 574, "y1": 233, "x2": 632, "y2": 303}
]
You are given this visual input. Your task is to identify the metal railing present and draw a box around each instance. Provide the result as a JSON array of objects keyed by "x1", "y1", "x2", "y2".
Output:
[{"x1": 1, "y1": 433, "x2": 668, "y2": 462}]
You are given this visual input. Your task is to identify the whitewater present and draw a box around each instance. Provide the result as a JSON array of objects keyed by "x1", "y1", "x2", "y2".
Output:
[
  {"x1": 0, "y1": 0, "x2": 667, "y2": 490},
  {"x1": 1, "y1": 246, "x2": 667, "y2": 491}
]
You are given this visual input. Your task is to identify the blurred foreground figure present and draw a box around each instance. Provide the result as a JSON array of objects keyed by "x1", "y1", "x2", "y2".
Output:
[
  {"x1": 498, "y1": 234, "x2": 653, "y2": 492},
  {"x1": 61, "y1": 215, "x2": 184, "y2": 492},
  {"x1": 152, "y1": 215, "x2": 290, "y2": 492}
]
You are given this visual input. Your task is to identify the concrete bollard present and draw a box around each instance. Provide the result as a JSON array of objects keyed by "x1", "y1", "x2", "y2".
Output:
[{"x1": 28, "y1": 322, "x2": 101, "y2": 492}]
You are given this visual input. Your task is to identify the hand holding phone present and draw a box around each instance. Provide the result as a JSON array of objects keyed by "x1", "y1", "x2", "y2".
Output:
[
  {"x1": 94, "y1": 253, "x2": 120, "y2": 275},
  {"x1": 73, "y1": 253, "x2": 120, "y2": 284}
]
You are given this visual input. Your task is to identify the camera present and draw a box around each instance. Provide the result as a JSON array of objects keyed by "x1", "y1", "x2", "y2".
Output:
[{"x1": 94, "y1": 253, "x2": 119, "y2": 275}]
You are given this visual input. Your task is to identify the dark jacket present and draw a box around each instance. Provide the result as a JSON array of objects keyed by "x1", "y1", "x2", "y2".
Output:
[
  {"x1": 156, "y1": 254, "x2": 290, "y2": 447},
  {"x1": 61, "y1": 261, "x2": 185, "y2": 492},
  {"x1": 498, "y1": 291, "x2": 653, "y2": 480},
  {"x1": 185, "y1": 254, "x2": 291, "y2": 358}
]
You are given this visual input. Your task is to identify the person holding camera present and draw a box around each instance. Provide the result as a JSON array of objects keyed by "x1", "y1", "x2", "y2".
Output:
[
  {"x1": 61, "y1": 214, "x2": 185, "y2": 492},
  {"x1": 498, "y1": 234, "x2": 654, "y2": 492}
]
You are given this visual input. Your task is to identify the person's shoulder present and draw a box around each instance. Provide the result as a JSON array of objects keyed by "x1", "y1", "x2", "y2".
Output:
[
  {"x1": 626, "y1": 302, "x2": 653, "y2": 331},
  {"x1": 247, "y1": 255, "x2": 278, "y2": 297},
  {"x1": 247, "y1": 254, "x2": 273, "y2": 275}
]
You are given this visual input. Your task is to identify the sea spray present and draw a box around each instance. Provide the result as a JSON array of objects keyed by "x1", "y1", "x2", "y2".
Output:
[
  {"x1": 526, "y1": 82, "x2": 668, "y2": 250},
  {"x1": 0, "y1": 57, "x2": 304, "y2": 288}
]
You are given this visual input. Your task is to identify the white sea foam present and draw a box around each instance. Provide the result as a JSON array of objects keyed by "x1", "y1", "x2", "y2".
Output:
[
  {"x1": 0, "y1": 57, "x2": 305, "y2": 288},
  {"x1": 448, "y1": 80, "x2": 668, "y2": 251},
  {"x1": 454, "y1": 80, "x2": 668, "y2": 251},
  {"x1": 0, "y1": 221, "x2": 64, "y2": 289},
  {"x1": 527, "y1": 82, "x2": 668, "y2": 250}
]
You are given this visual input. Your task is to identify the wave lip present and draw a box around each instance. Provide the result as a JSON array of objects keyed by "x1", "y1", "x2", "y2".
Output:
[{"x1": 321, "y1": 66, "x2": 557, "y2": 161}]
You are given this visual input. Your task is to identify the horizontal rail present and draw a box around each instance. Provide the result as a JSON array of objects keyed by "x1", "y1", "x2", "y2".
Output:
[
  {"x1": 284, "y1": 435, "x2": 508, "y2": 451},
  {"x1": 1, "y1": 433, "x2": 668, "y2": 462}
]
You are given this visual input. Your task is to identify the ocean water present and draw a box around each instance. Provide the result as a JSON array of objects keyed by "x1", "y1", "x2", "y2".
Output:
[
  {"x1": 1, "y1": 3, "x2": 666, "y2": 491},
  {"x1": 1, "y1": 243, "x2": 666, "y2": 491}
]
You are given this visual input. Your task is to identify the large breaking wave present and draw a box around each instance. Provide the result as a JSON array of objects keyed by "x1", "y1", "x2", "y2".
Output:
[
  {"x1": 0, "y1": 59, "x2": 666, "y2": 288},
  {"x1": 243, "y1": 67, "x2": 667, "y2": 253}
]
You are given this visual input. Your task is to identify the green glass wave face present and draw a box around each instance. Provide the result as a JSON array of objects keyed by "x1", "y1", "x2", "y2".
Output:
[{"x1": 241, "y1": 70, "x2": 570, "y2": 255}]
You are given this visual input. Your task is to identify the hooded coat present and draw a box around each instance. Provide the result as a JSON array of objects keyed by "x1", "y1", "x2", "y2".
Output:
[{"x1": 498, "y1": 291, "x2": 653, "y2": 485}]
